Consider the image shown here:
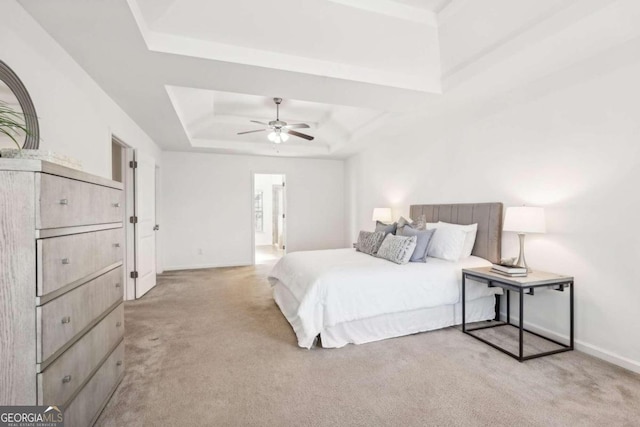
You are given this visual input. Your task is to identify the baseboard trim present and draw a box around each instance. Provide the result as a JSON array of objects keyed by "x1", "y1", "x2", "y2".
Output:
[
  {"x1": 499, "y1": 311, "x2": 640, "y2": 374},
  {"x1": 163, "y1": 262, "x2": 250, "y2": 272}
]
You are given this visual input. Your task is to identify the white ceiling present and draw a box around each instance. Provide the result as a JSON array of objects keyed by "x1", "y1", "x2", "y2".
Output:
[
  {"x1": 133, "y1": 0, "x2": 442, "y2": 91},
  {"x1": 18, "y1": 0, "x2": 639, "y2": 159}
]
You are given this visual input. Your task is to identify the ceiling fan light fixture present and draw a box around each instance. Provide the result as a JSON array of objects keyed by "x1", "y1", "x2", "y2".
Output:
[
  {"x1": 238, "y1": 97, "x2": 314, "y2": 142},
  {"x1": 268, "y1": 130, "x2": 289, "y2": 144}
]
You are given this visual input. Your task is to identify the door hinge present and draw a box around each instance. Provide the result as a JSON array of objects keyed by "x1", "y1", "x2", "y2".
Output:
[
  {"x1": 130, "y1": 271, "x2": 139, "y2": 279},
  {"x1": 282, "y1": 182, "x2": 285, "y2": 187},
  {"x1": 282, "y1": 213, "x2": 285, "y2": 219},
  {"x1": 282, "y1": 245, "x2": 286, "y2": 250},
  {"x1": 129, "y1": 160, "x2": 138, "y2": 169},
  {"x1": 129, "y1": 216, "x2": 138, "y2": 224}
]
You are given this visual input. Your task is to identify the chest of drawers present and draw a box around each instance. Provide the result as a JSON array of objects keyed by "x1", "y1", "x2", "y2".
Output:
[{"x1": 0, "y1": 159, "x2": 126, "y2": 426}]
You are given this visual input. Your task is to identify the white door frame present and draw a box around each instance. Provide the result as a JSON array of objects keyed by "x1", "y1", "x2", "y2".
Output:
[
  {"x1": 155, "y1": 164, "x2": 163, "y2": 274},
  {"x1": 111, "y1": 135, "x2": 136, "y2": 301},
  {"x1": 251, "y1": 172, "x2": 287, "y2": 265}
]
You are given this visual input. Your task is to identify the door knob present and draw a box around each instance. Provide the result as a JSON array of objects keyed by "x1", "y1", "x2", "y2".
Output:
[{"x1": 153, "y1": 224, "x2": 160, "y2": 231}]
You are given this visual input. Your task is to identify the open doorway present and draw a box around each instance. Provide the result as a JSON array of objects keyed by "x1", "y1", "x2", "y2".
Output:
[
  {"x1": 253, "y1": 173, "x2": 286, "y2": 264},
  {"x1": 111, "y1": 136, "x2": 134, "y2": 300},
  {"x1": 112, "y1": 136, "x2": 159, "y2": 299}
]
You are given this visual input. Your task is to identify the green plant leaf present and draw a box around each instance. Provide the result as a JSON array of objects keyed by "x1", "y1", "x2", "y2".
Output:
[
  {"x1": 0, "y1": 100, "x2": 30, "y2": 149},
  {"x1": 0, "y1": 127, "x2": 22, "y2": 149}
]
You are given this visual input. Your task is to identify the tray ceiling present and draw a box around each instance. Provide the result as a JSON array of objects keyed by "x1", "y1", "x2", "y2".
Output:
[{"x1": 18, "y1": 0, "x2": 635, "y2": 158}]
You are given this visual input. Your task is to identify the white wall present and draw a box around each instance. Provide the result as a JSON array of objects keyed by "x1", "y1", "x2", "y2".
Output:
[
  {"x1": 254, "y1": 174, "x2": 283, "y2": 247},
  {"x1": 162, "y1": 152, "x2": 344, "y2": 270},
  {"x1": 1, "y1": 1, "x2": 163, "y2": 301},
  {"x1": 0, "y1": 0, "x2": 162, "y2": 177},
  {"x1": 346, "y1": 51, "x2": 640, "y2": 372}
]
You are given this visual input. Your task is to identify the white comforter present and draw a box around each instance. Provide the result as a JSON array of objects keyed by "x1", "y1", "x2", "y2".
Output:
[{"x1": 268, "y1": 248, "x2": 499, "y2": 348}]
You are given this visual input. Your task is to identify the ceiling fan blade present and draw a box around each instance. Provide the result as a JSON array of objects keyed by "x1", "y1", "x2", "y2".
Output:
[
  {"x1": 284, "y1": 123, "x2": 310, "y2": 129},
  {"x1": 237, "y1": 129, "x2": 266, "y2": 135},
  {"x1": 250, "y1": 120, "x2": 269, "y2": 126},
  {"x1": 286, "y1": 129, "x2": 314, "y2": 141}
]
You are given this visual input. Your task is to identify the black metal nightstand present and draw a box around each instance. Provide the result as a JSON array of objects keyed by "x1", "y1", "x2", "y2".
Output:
[{"x1": 462, "y1": 267, "x2": 574, "y2": 362}]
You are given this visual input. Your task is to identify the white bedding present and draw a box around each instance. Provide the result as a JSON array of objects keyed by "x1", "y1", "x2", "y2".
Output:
[{"x1": 268, "y1": 248, "x2": 500, "y2": 348}]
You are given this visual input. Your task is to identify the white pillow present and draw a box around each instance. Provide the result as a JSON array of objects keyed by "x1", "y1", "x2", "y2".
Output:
[
  {"x1": 426, "y1": 222, "x2": 478, "y2": 260},
  {"x1": 437, "y1": 222, "x2": 478, "y2": 258},
  {"x1": 426, "y1": 226, "x2": 468, "y2": 261}
]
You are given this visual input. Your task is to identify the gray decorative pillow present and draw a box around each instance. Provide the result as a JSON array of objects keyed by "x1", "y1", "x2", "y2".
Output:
[
  {"x1": 396, "y1": 215, "x2": 426, "y2": 234},
  {"x1": 375, "y1": 221, "x2": 397, "y2": 236},
  {"x1": 355, "y1": 231, "x2": 386, "y2": 255},
  {"x1": 413, "y1": 214, "x2": 427, "y2": 230},
  {"x1": 397, "y1": 216, "x2": 412, "y2": 228},
  {"x1": 375, "y1": 234, "x2": 417, "y2": 265},
  {"x1": 398, "y1": 227, "x2": 436, "y2": 263}
]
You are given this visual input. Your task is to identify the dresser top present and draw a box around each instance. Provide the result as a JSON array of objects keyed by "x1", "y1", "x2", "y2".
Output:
[{"x1": 0, "y1": 159, "x2": 123, "y2": 190}]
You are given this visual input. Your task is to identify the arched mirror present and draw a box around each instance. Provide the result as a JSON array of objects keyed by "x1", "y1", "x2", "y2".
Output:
[{"x1": 0, "y1": 60, "x2": 39, "y2": 150}]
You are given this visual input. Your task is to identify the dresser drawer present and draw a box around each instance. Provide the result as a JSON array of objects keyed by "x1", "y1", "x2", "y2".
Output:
[
  {"x1": 37, "y1": 228, "x2": 123, "y2": 296},
  {"x1": 37, "y1": 304, "x2": 124, "y2": 407},
  {"x1": 37, "y1": 173, "x2": 123, "y2": 229},
  {"x1": 37, "y1": 267, "x2": 124, "y2": 363},
  {"x1": 64, "y1": 340, "x2": 124, "y2": 427}
]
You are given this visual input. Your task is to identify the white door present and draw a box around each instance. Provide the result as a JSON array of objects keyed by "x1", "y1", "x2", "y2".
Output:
[
  {"x1": 280, "y1": 179, "x2": 286, "y2": 251},
  {"x1": 135, "y1": 152, "x2": 157, "y2": 298}
]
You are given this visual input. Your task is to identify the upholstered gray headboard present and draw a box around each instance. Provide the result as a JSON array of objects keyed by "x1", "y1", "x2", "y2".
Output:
[{"x1": 409, "y1": 203, "x2": 503, "y2": 263}]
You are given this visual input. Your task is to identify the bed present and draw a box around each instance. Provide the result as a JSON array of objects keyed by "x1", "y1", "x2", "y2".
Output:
[{"x1": 268, "y1": 203, "x2": 504, "y2": 348}]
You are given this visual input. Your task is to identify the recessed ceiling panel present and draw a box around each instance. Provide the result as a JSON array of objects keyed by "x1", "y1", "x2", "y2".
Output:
[
  {"x1": 394, "y1": 0, "x2": 452, "y2": 11},
  {"x1": 130, "y1": 0, "x2": 442, "y2": 92},
  {"x1": 166, "y1": 86, "x2": 384, "y2": 156}
]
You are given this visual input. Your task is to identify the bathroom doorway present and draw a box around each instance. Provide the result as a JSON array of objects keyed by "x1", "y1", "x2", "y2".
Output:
[{"x1": 253, "y1": 173, "x2": 286, "y2": 264}]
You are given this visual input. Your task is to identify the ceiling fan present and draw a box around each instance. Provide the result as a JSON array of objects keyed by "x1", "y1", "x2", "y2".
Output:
[{"x1": 237, "y1": 97, "x2": 314, "y2": 143}]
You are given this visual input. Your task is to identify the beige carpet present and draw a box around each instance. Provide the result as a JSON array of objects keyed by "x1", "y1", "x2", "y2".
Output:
[{"x1": 96, "y1": 263, "x2": 640, "y2": 427}]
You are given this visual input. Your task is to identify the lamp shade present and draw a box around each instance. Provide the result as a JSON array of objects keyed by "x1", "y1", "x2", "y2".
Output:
[
  {"x1": 372, "y1": 208, "x2": 391, "y2": 222},
  {"x1": 503, "y1": 206, "x2": 546, "y2": 233},
  {"x1": 372, "y1": 208, "x2": 392, "y2": 223}
]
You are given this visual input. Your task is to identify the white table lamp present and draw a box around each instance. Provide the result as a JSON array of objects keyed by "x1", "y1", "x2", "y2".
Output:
[
  {"x1": 503, "y1": 206, "x2": 546, "y2": 271},
  {"x1": 372, "y1": 208, "x2": 392, "y2": 224}
]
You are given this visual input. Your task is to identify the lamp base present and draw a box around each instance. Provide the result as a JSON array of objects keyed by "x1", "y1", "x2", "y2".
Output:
[{"x1": 515, "y1": 233, "x2": 531, "y2": 272}]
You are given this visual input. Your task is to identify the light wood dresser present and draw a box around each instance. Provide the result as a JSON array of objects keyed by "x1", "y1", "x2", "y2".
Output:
[{"x1": 0, "y1": 159, "x2": 125, "y2": 426}]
